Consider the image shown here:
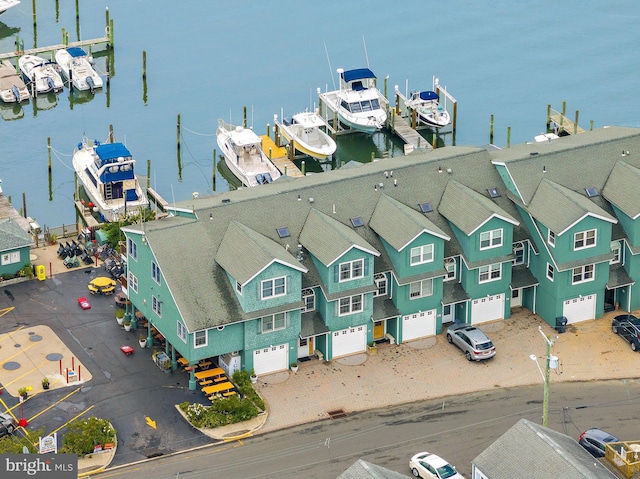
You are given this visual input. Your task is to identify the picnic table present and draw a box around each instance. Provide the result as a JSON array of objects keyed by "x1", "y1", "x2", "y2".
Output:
[
  {"x1": 202, "y1": 381, "x2": 234, "y2": 396},
  {"x1": 194, "y1": 367, "x2": 224, "y2": 380},
  {"x1": 88, "y1": 276, "x2": 116, "y2": 295}
]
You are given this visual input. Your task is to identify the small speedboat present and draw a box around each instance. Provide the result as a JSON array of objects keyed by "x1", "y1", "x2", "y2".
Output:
[
  {"x1": 216, "y1": 119, "x2": 282, "y2": 187},
  {"x1": 276, "y1": 111, "x2": 337, "y2": 160},
  {"x1": 0, "y1": 0, "x2": 20, "y2": 15},
  {"x1": 19, "y1": 54, "x2": 64, "y2": 94},
  {"x1": 334, "y1": 67, "x2": 388, "y2": 133},
  {"x1": 55, "y1": 47, "x2": 103, "y2": 92},
  {"x1": 405, "y1": 90, "x2": 451, "y2": 128},
  {"x1": 0, "y1": 60, "x2": 30, "y2": 103}
]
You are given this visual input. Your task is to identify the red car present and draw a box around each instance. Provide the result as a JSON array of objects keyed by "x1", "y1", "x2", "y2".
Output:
[{"x1": 77, "y1": 297, "x2": 91, "y2": 310}]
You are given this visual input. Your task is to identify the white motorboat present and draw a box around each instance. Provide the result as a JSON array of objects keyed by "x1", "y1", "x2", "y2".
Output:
[
  {"x1": 55, "y1": 47, "x2": 103, "y2": 92},
  {"x1": 73, "y1": 136, "x2": 149, "y2": 222},
  {"x1": 0, "y1": 60, "x2": 29, "y2": 103},
  {"x1": 332, "y1": 67, "x2": 388, "y2": 133},
  {"x1": 405, "y1": 90, "x2": 451, "y2": 128},
  {"x1": 0, "y1": 0, "x2": 20, "y2": 15},
  {"x1": 216, "y1": 120, "x2": 282, "y2": 187},
  {"x1": 275, "y1": 111, "x2": 337, "y2": 160},
  {"x1": 19, "y1": 54, "x2": 64, "y2": 94}
]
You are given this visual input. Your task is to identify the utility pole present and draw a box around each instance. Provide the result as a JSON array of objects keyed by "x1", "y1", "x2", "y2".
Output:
[{"x1": 530, "y1": 326, "x2": 558, "y2": 427}]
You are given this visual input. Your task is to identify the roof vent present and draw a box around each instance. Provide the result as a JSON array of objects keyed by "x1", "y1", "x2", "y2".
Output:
[
  {"x1": 530, "y1": 152, "x2": 539, "y2": 156},
  {"x1": 308, "y1": 197, "x2": 314, "y2": 203},
  {"x1": 446, "y1": 168, "x2": 452, "y2": 174},
  {"x1": 222, "y1": 198, "x2": 231, "y2": 204}
]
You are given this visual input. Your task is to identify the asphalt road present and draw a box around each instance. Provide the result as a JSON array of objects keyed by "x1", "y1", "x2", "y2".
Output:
[
  {"x1": 0, "y1": 268, "x2": 212, "y2": 466},
  {"x1": 89, "y1": 379, "x2": 640, "y2": 479}
]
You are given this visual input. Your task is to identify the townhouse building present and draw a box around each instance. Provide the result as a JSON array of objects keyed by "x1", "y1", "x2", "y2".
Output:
[{"x1": 122, "y1": 126, "x2": 640, "y2": 389}]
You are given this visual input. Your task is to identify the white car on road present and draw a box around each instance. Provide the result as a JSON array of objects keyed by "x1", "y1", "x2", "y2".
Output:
[{"x1": 409, "y1": 452, "x2": 465, "y2": 479}]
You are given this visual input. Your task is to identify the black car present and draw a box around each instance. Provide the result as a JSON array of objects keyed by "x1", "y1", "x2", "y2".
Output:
[
  {"x1": 578, "y1": 428, "x2": 620, "y2": 457},
  {"x1": 612, "y1": 314, "x2": 640, "y2": 351}
]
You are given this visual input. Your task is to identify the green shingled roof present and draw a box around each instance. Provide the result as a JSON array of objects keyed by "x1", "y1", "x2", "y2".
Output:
[
  {"x1": 216, "y1": 221, "x2": 307, "y2": 285},
  {"x1": 528, "y1": 179, "x2": 616, "y2": 235},
  {"x1": 299, "y1": 209, "x2": 380, "y2": 267},
  {"x1": 602, "y1": 161, "x2": 640, "y2": 220},
  {"x1": 438, "y1": 179, "x2": 518, "y2": 236},
  {"x1": 0, "y1": 218, "x2": 33, "y2": 251},
  {"x1": 369, "y1": 194, "x2": 449, "y2": 251}
]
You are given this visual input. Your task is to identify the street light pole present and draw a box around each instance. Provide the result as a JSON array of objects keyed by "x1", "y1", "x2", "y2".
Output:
[{"x1": 543, "y1": 332, "x2": 551, "y2": 427}]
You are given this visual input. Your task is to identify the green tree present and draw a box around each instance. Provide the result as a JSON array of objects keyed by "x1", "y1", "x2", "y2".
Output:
[{"x1": 101, "y1": 208, "x2": 156, "y2": 248}]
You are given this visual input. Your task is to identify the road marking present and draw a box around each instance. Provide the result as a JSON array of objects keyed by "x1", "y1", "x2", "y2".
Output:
[{"x1": 146, "y1": 416, "x2": 157, "y2": 429}]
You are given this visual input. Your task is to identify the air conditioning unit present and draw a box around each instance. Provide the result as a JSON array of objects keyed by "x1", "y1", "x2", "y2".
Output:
[{"x1": 219, "y1": 352, "x2": 241, "y2": 377}]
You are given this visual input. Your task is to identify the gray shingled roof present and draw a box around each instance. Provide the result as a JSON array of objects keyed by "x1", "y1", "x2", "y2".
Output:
[
  {"x1": 438, "y1": 180, "x2": 518, "y2": 236},
  {"x1": 602, "y1": 161, "x2": 640, "y2": 220},
  {"x1": 369, "y1": 194, "x2": 449, "y2": 251},
  {"x1": 216, "y1": 221, "x2": 307, "y2": 285},
  {"x1": 0, "y1": 218, "x2": 34, "y2": 251},
  {"x1": 299, "y1": 208, "x2": 380, "y2": 267},
  {"x1": 472, "y1": 418, "x2": 618, "y2": 479},
  {"x1": 528, "y1": 179, "x2": 617, "y2": 235},
  {"x1": 608, "y1": 264, "x2": 635, "y2": 289}
]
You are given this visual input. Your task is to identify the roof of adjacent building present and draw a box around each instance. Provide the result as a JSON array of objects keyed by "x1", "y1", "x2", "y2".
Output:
[
  {"x1": 0, "y1": 218, "x2": 33, "y2": 252},
  {"x1": 337, "y1": 459, "x2": 411, "y2": 479},
  {"x1": 602, "y1": 161, "x2": 640, "y2": 220},
  {"x1": 472, "y1": 418, "x2": 618, "y2": 479}
]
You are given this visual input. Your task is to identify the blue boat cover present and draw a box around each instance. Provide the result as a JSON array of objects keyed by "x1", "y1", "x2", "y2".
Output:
[
  {"x1": 419, "y1": 91, "x2": 439, "y2": 101},
  {"x1": 96, "y1": 143, "x2": 132, "y2": 162},
  {"x1": 342, "y1": 68, "x2": 376, "y2": 83},
  {"x1": 67, "y1": 47, "x2": 88, "y2": 58}
]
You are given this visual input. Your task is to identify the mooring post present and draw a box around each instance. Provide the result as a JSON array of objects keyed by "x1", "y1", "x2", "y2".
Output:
[
  {"x1": 243, "y1": 106, "x2": 247, "y2": 128},
  {"x1": 489, "y1": 114, "x2": 494, "y2": 145},
  {"x1": 507, "y1": 126, "x2": 511, "y2": 148},
  {"x1": 266, "y1": 123, "x2": 270, "y2": 138},
  {"x1": 142, "y1": 50, "x2": 146, "y2": 80},
  {"x1": 546, "y1": 104, "x2": 551, "y2": 131},
  {"x1": 301, "y1": 160, "x2": 305, "y2": 176},
  {"x1": 32, "y1": 0, "x2": 36, "y2": 29},
  {"x1": 560, "y1": 100, "x2": 566, "y2": 127},
  {"x1": 212, "y1": 150, "x2": 217, "y2": 189},
  {"x1": 574, "y1": 110, "x2": 579, "y2": 135},
  {"x1": 146, "y1": 159, "x2": 151, "y2": 189},
  {"x1": 109, "y1": 18, "x2": 114, "y2": 47}
]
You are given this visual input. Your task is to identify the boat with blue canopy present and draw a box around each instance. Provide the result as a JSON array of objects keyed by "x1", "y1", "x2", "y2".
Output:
[
  {"x1": 55, "y1": 47, "x2": 103, "y2": 92},
  {"x1": 333, "y1": 67, "x2": 388, "y2": 133}
]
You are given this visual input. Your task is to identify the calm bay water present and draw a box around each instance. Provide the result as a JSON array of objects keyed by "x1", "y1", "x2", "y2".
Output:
[{"x1": 0, "y1": 1, "x2": 638, "y2": 226}]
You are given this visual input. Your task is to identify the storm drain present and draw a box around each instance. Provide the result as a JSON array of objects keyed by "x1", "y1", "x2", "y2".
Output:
[{"x1": 327, "y1": 409, "x2": 347, "y2": 419}]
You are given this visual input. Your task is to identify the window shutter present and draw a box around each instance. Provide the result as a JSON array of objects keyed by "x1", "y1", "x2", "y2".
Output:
[{"x1": 334, "y1": 264, "x2": 339, "y2": 282}]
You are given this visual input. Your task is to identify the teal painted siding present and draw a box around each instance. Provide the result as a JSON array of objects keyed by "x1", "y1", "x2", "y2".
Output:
[
  {"x1": 624, "y1": 248, "x2": 640, "y2": 311},
  {"x1": 241, "y1": 262, "x2": 303, "y2": 313},
  {"x1": 324, "y1": 292, "x2": 374, "y2": 331},
  {"x1": 553, "y1": 216, "x2": 612, "y2": 264},
  {"x1": 394, "y1": 277, "x2": 444, "y2": 316},
  {"x1": 242, "y1": 310, "x2": 301, "y2": 373},
  {"x1": 448, "y1": 217, "x2": 513, "y2": 264},
  {"x1": 494, "y1": 164, "x2": 520, "y2": 197},
  {"x1": 0, "y1": 246, "x2": 30, "y2": 276},
  {"x1": 611, "y1": 204, "x2": 640, "y2": 247},
  {"x1": 382, "y1": 233, "x2": 446, "y2": 279},
  {"x1": 201, "y1": 322, "x2": 244, "y2": 358}
]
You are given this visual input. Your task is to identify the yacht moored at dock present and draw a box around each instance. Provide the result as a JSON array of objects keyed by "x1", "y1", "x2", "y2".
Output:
[
  {"x1": 73, "y1": 137, "x2": 149, "y2": 222},
  {"x1": 55, "y1": 47, "x2": 103, "y2": 92}
]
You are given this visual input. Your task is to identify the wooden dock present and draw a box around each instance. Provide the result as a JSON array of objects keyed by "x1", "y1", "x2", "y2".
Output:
[
  {"x1": 74, "y1": 201, "x2": 101, "y2": 228},
  {"x1": 147, "y1": 187, "x2": 169, "y2": 212},
  {"x1": 260, "y1": 135, "x2": 304, "y2": 177},
  {"x1": 390, "y1": 111, "x2": 432, "y2": 153},
  {"x1": 548, "y1": 108, "x2": 585, "y2": 136},
  {"x1": 0, "y1": 35, "x2": 112, "y2": 62}
]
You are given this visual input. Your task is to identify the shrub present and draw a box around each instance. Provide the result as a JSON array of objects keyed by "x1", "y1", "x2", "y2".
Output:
[
  {"x1": 179, "y1": 396, "x2": 259, "y2": 429},
  {"x1": 60, "y1": 417, "x2": 116, "y2": 457},
  {"x1": 233, "y1": 370, "x2": 265, "y2": 411}
]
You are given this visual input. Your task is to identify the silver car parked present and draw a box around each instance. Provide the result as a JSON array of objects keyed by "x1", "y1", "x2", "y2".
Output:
[{"x1": 446, "y1": 323, "x2": 496, "y2": 361}]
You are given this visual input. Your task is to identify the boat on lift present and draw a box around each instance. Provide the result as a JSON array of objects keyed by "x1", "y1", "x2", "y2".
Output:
[{"x1": 275, "y1": 110, "x2": 337, "y2": 160}]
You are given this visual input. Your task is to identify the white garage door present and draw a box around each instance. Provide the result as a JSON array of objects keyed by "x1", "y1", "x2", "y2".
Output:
[
  {"x1": 471, "y1": 294, "x2": 505, "y2": 324},
  {"x1": 253, "y1": 343, "x2": 288, "y2": 376},
  {"x1": 402, "y1": 309, "x2": 436, "y2": 341},
  {"x1": 332, "y1": 326, "x2": 366, "y2": 358},
  {"x1": 563, "y1": 294, "x2": 596, "y2": 324}
]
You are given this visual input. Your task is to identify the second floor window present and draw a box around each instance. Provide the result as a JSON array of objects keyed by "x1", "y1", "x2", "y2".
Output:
[
  {"x1": 480, "y1": 229, "x2": 503, "y2": 250},
  {"x1": 610, "y1": 241, "x2": 621, "y2": 264},
  {"x1": 152, "y1": 295, "x2": 162, "y2": 317},
  {"x1": 194, "y1": 330, "x2": 207, "y2": 347},
  {"x1": 302, "y1": 289, "x2": 315, "y2": 312},
  {"x1": 547, "y1": 263, "x2": 554, "y2": 281},
  {"x1": 339, "y1": 259, "x2": 364, "y2": 281},
  {"x1": 262, "y1": 276, "x2": 286, "y2": 299},
  {"x1": 338, "y1": 295, "x2": 363, "y2": 316},
  {"x1": 572, "y1": 264, "x2": 594, "y2": 284},
  {"x1": 262, "y1": 312, "x2": 286, "y2": 332},
  {"x1": 513, "y1": 243, "x2": 524, "y2": 265},
  {"x1": 444, "y1": 259, "x2": 456, "y2": 281},
  {"x1": 374, "y1": 274, "x2": 388, "y2": 296},
  {"x1": 409, "y1": 279, "x2": 433, "y2": 299},
  {"x1": 548, "y1": 230, "x2": 556, "y2": 247},
  {"x1": 177, "y1": 322, "x2": 187, "y2": 342},
  {"x1": 151, "y1": 262, "x2": 162, "y2": 285},
  {"x1": 128, "y1": 272, "x2": 138, "y2": 293},
  {"x1": 410, "y1": 244, "x2": 434, "y2": 265},
  {"x1": 574, "y1": 229, "x2": 596, "y2": 250},
  {"x1": 479, "y1": 263, "x2": 501, "y2": 283}
]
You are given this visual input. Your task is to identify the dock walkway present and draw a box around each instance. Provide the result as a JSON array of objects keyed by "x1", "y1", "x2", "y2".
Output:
[
  {"x1": 548, "y1": 109, "x2": 585, "y2": 135},
  {"x1": 390, "y1": 111, "x2": 432, "y2": 153},
  {"x1": 0, "y1": 35, "x2": 111, "y2": 62},
  {"x1": 261, "y1": 135, "x2": 304, "y2": 178}
]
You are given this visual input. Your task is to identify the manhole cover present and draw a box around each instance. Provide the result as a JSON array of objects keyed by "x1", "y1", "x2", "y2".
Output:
[
  {"x1": 3, "y1": 361, "x2": 20, "y2": 371},
  {"x1": 30, "y1": 335, "x2": 42, "y2": 342},
  {"x1": 327, "y1": 409, "x2": 347, "y2": 419},
  {"x1": 47, "y1": 353, "x2": 63, "y2": 361}
]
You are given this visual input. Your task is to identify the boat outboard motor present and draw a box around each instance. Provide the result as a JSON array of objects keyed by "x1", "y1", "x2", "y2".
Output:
[
  {"x1": 46, "y1": 76, "x2": 55, "y2": 92},
  {"x1": 11, "y1": 85, "x2": 20, "y2": 102},
  {"x1": 86, "y1": 76, "x2": 95, "y2": 93}
]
